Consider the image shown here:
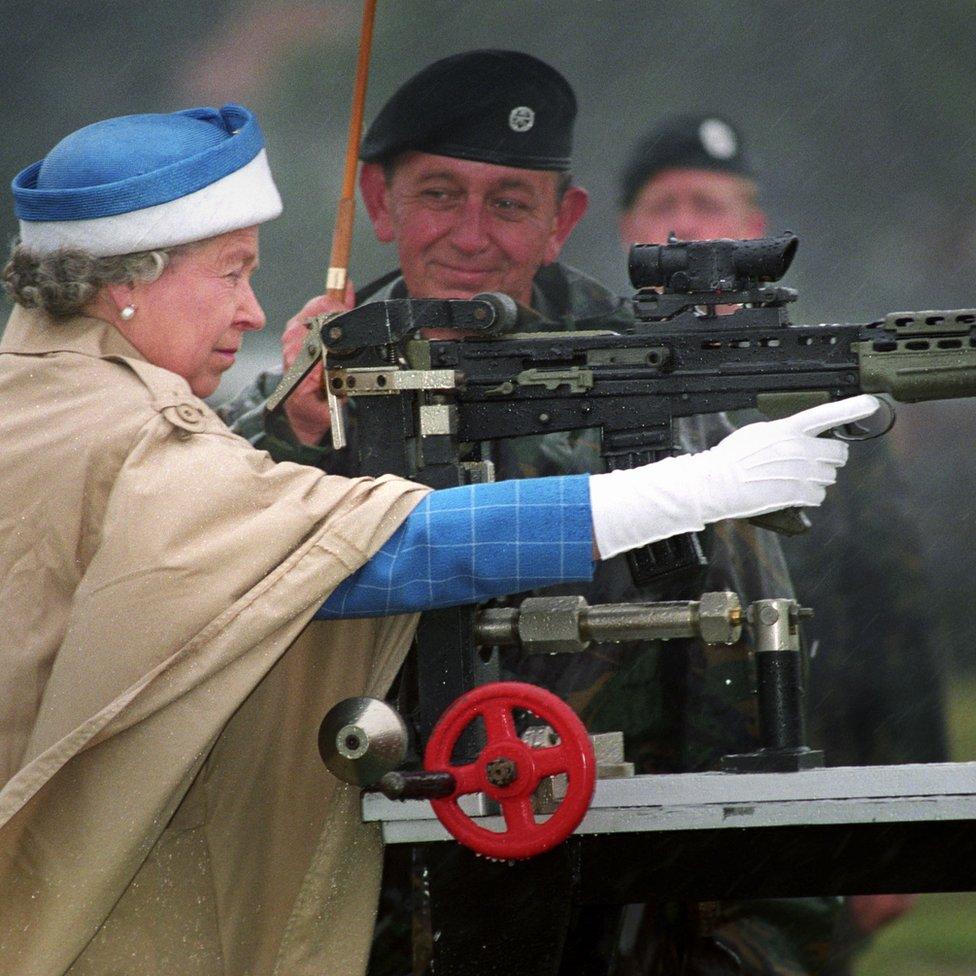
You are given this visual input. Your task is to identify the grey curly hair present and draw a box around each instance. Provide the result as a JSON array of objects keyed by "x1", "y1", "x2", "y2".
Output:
[{"x1": 2, "y1": 242, "x2": 186, "y2": 319}]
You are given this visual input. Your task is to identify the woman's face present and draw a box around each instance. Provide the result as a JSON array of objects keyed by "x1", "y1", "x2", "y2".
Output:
[{"x1": 115, "y1": 226, "x2": 265, "y2": 397}]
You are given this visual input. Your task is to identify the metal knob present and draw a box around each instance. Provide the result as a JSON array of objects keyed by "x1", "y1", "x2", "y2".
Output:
[{"x1": 318, "y1": 697, "x2": 409, "y2": 787}]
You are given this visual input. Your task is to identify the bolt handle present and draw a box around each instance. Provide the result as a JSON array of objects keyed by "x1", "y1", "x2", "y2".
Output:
[
  {"x1": 424, "y1": 682, "x2": 596, "y2": 860},
  {"x1": 375, "y1": 769, "x2": 456, "y2": 800}
]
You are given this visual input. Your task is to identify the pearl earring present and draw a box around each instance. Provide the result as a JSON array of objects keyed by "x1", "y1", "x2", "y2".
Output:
[{"x1": 120, "y1": 305, "x2": 136, "y2": 321}]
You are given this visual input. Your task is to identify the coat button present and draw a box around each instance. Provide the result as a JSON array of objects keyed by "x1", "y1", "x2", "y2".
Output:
[
  {"x1": 176, "y1": 403, "x2": 203, "y2": 424},
  {"x1": 162, "y1": 401, "x2": 207, "y2": 435}
]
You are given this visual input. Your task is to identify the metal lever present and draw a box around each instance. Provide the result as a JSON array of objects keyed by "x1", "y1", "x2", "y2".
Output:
[
  {"x1": 322, "y1": 345, "x2": 346, "y2": 449},
  {"x1": 264, "y1": 313, "x2": 346, "y2": 448},
  {"x1": 265, "y1": 320, "x2": 324, "y2": 413}
]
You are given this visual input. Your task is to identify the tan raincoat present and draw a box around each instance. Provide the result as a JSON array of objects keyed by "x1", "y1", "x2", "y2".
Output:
[{"x1": 0, "y1": 306, "x2": 428, "y2": 975}]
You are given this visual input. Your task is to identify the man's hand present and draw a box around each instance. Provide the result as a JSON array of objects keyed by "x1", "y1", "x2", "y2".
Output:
[{"x1": 281, "y1": 283, "x2": 355, "y2": 446}]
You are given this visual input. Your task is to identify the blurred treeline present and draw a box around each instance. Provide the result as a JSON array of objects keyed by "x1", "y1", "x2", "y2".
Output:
[{"x1": 3, "y1": 0, "x2": 976, "y2": 666}]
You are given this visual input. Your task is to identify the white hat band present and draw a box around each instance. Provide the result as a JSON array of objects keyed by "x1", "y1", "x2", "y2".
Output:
[{"x1": 19, "y1": 149, "x2": 283, "y2": 257}]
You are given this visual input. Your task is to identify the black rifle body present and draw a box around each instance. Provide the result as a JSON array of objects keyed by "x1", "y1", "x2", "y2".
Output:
[{"x1": 311, "y1": 294, "x2": 976, "y2": 739}]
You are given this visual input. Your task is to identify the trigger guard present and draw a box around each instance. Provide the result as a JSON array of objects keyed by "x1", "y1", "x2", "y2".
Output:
[{"x1": 834, "y1": 396, "x2": 895, "y2": 442}]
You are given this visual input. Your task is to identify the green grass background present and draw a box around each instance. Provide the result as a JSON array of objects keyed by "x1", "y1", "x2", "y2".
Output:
[{"x1": 855, "y1": 676, "x2": 976, "y2": 975}]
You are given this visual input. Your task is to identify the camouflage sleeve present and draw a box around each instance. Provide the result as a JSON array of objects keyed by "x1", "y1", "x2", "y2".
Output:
[
  {"x1": 496, "y1": 427, "x2": 606, "y2": 479},
  {"x1": 216, "y1": 368, "x2": 337, "y2": 468}
]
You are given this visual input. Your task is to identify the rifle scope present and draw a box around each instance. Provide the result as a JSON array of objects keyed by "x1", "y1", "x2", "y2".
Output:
[{"x1": 628, "y1": 233, "x2": 798, "y2": 293}]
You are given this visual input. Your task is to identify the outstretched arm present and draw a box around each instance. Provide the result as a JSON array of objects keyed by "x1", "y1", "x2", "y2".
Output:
[{"x1": 317, "y1": 395, "x2": 880, "y2": 618}]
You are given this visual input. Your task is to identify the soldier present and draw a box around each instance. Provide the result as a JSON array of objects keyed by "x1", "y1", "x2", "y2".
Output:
[
  {"x1": 220, "y1": 64, "x2": 849, "y2": 976},
  {"x1": 222, "y1": 48, "x2": 623, "y2": 460},
  {"x1": 619, "y1": 113, "x2": 766, "y2": 246},
  {"x1": 618, "y1": 112, "x2": 949, "y2": 973}
]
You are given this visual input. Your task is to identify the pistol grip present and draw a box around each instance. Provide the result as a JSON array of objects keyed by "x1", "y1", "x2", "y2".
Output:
[{"x1": 748, "y1": 506, "x2": 812, "y2": 537}]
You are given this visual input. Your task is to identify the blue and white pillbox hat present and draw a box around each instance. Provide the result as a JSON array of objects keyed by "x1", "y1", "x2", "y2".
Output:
[{"x1": 12, "y1": 104, "x2": 283, "y2": 257}]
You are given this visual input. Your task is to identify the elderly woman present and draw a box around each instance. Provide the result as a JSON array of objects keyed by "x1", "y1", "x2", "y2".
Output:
[{"x1": 0, "y1": 105, "x2": 874, "y2": 976}]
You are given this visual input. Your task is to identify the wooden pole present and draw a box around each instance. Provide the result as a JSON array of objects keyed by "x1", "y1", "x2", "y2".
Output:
[{"x1": 325, "y1": 0, "x2": 378, "y2": 299}]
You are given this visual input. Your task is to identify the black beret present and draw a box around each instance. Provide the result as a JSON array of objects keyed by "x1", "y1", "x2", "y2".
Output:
[
  {"x1": 619, "y1": 113, "x2": 754, "y2": 209},
  {"x1": 360, "y1": 50, "x2": 576, "y2": 171}
]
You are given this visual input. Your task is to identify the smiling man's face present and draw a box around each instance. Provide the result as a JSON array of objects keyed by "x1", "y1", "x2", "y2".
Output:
[{"x1": 361, "y1": 152, "x2": 587, "y2": 307}]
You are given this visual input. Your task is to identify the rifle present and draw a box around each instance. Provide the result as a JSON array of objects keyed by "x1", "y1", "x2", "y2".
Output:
[
  {"x1": 273, "y1": 231, "x2": 975, "y2": 571},
  {"x1": 268, "y1": 232, "x2": 975, "y2": 734}
]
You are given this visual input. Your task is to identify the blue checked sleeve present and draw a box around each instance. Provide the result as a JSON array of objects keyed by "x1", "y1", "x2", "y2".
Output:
[{"x1": 315, "y1": 474, "x2": 594, "y2": 619}]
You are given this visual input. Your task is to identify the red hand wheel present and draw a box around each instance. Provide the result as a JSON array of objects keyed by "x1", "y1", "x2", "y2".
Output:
[{"x1": 424, "y1": 681, "x2": 596, "y2": 860}]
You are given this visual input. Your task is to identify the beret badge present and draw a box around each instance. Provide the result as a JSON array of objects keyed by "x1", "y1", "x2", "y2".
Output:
[{"x1": 508, "y1": 106, "x2": 535, "y2": 133}]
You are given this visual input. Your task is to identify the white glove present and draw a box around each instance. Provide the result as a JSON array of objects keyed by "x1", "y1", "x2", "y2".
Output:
[{"x1": 589, "y1": 394, "x2": 881, "y2": 559}]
